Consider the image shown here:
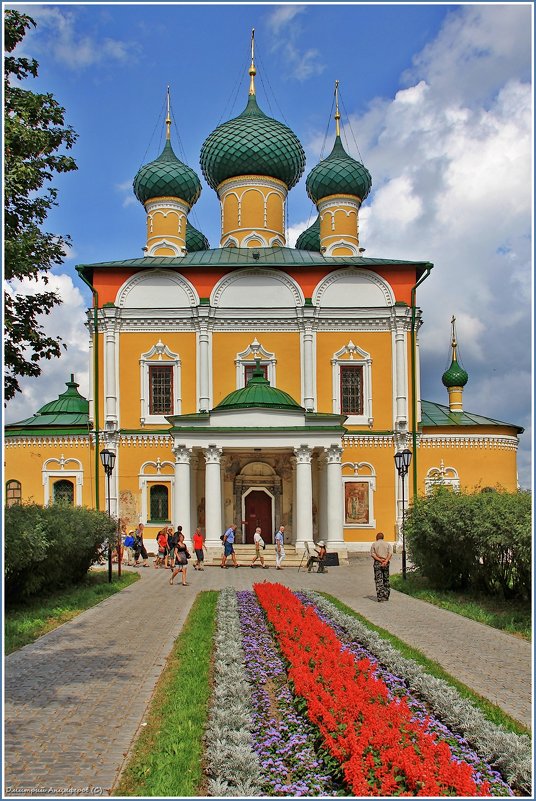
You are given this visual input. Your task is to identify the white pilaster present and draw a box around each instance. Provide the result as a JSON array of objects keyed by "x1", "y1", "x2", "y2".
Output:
[
  {"x1": 104, "y1": 320, "x2": 118, "y2": 428},
  {"x1": 88, "y1": 336, "x2": 94, "y2": 425},
  {"x1": 173, "y1": 445, "x2": 192, "y2": 545},
  {"x1": 302, "y1": 325, "x2": 315, "y2": 411},
  {"x1": 204, "y1": 445, "x2": 223, "y2": 546},
  {"x1": 325, "y1": 444, "x2": 344, "y2": 550},
  {"x1": 294, "y1": 445, "x2": 313, "y2": 547},
  {"x1": 189, "y1": 454, "x2": 199, "y2": 538},
  {"x1": 197, "y1": 310, "x2": 211, "y2": 412},
  {"x1": 394, "y1": 323, "x2": 408, "y2": 427}
]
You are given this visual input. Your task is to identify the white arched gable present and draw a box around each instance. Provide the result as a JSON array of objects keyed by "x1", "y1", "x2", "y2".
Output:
[
  {"x1": 313, "y1": 269, "x2": 395, "y2": 308},
  {"x1": 211, "y1": 269, "x2": 304, "y2": 308},
  {"x1": 116, "y1": 270, "x2": 199, "y2": 309}
]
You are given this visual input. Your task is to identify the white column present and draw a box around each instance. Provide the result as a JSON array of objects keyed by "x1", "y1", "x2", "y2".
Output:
[
  {"x1": 104, "y1": 319, "x2": 118, "y2": 428},
  {"x1": 415, "y1": 334, "x2": 422, "y2": 425},
  {"x1": 294, "y1": 445, "x2": 313, "y2": 548},
  {"x1": 204, "y1": 445, "x2": 223, "y2": 546},
  {"x1": 395, "y1": 323, "x2": 407, "y2": 427},
  {"x1": 88, "y1": 336, "x2": 94, "y2": 425},
  {"x1": 189, "y1": 454, "x2": 198, "y2": 537},
  {"x1": 173, "y1": 445, "x2": 192, "y2": 545},
  {"x1": 198, "y1": 321, "x2": 211, "y2": 412},
  {"x1": 302, "y1": 325, "x2": 315, "y2": 411},
  {"x1": 325, "y1": 444, "x2": 344, "y2": 550},
  {"x1": 317, "y1": 454, "x2": 328, "y2": 543}
]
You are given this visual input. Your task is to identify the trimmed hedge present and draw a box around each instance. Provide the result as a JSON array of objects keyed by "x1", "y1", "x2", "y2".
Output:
[
  {"x1": 404, "y1": 488, "x2": 531, "y2": 599},
  {"x1": 5, "y1": 503, "x2": 116, "y2": 601}
]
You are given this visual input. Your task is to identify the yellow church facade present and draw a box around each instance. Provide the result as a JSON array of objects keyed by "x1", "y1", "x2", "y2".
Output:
[{"x1": 5, "y1": 58, "x2": 522, "y2": 557}]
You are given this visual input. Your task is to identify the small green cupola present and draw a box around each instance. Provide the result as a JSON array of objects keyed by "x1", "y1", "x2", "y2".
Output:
[
  {"x1": 442, "y1": 316, "x2": 468, "y2": 413},
  {"x1": 295, "y1": 215, "x2": 321, "y2": 252},
  {"x1": 5, "y1": 375, "x2": 89, "y2": 435},
  {"x1": 214, "y1": 361, "x2": 304, "y2": 412},
  {"x1": 304, "y1": 81, "x2": 371, "y2": 256},
  {"x1": 133, "y1": 139, "x2": 202, "y2": 208},
  {"x1": 186, "y1": 220, "x2": 210, "y2": 252}
]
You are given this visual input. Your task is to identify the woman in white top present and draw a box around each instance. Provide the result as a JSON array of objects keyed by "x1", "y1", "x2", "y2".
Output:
[{"x1": 250, "y1": 527, "x2": 268, "y2": 569}]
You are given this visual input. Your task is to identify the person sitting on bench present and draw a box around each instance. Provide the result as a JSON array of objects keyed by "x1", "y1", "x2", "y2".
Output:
[{"x1": 307, "y1": 540, "x2": 327, "y2": 573}]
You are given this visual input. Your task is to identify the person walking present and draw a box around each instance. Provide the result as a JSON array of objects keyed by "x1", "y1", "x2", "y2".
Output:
[
  {"x1": 221, "y1": 524, "x2": 238, "y2": 568},
  {"x1": 192, "y1": 527, "x2": 206, "y2": 570},
  {"x1": 275, "y1": 525, "x2": 285, "y2": 570},
  {"x1": 133, "y1": 523, "x2": 149, "y2": 567},
  {"x1": 371, "y1": 531, "x2": 393, "y2": 601},
  {"x1": 154, "y1": 527, "x2": 168, "y2": 568},
  {"x1": 250, "y1": 526, "x2": 268, "y2": 569},
  {"x1": 165, "y1": 526, "x2": 178, "y2": 569},
  {"x1": 169, "y1": 531, "x2": 190, "y2": 586}
]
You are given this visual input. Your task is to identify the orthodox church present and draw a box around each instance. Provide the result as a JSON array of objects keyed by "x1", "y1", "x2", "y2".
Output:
[{"x1": 5, "y1": 41, "x2": 522, "y2": 558}]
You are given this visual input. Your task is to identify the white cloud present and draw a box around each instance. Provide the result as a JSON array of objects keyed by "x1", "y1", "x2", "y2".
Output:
[
  {"x1": 14, "y1": 5, "x2": 135, "y2": 69},
  {"x1": 265, "y1": 6, "x2": 325, "y2": 82},
  {"x1": 344, "y1": 4, "x2": 532, "y2": 486},
  {"x1": 4, "y1": 273, "x2": 89, "y2": 424},
  {"x1": 115, "y1": 179, "x2": 136, "y2": 208}
]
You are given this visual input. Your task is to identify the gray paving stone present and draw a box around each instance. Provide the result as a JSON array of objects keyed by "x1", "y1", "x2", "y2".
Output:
[{"x1": 5, "y1": 557, "x2": 531, "y2": 797}]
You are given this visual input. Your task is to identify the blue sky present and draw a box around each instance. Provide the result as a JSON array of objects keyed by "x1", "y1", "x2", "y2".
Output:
[{"x1": 5, "y1": 3, "x2": 533, "y2": 487}]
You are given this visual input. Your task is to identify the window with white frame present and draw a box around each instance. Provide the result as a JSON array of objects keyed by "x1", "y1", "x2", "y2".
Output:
[
  {"x1": 235, "y1": 339, "x2": 276, "y2": 388},
  {"x1": 140, "y1": 341, "x2": 181, "y2": 425},
  {"x1": 149, "y1": 484, "x2": 170, "y2": 522},
  {"x1": 139, "y1": 460, "x2": 175, "y2": 525},
  {"x1": 332, "y1": 341, "x2": 372, "y2": 425},
  {"x1": 425, "y1": 463, "x2": 460, "y2": 494}
]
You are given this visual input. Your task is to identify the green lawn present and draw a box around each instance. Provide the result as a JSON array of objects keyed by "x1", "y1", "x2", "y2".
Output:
[
  {"x1": 113, "y1": 591, "x2": 218, "y2": 797},
  {"x1": 390, "y1": 573, "x2": 531, "y2": 641},
  {"x1": 5, "y1": 571, "x2": 139, "y2": 654}
]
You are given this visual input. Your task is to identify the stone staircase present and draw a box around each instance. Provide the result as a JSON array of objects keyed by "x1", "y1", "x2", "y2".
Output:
[{"x1": 206, "y1": 543, "x2": 306, "y2": 568}]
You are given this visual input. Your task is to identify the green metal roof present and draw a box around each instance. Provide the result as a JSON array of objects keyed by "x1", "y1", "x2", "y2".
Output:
[
  {"x1": 306, "y1": 135, "x2": 372, "y2": 204},
  {"x1": 76, "y1": 247, "x2": 433, "y2": 282},
  {"x1": 5, "y1": 375, "x2": 90, "y2": 435},
  {"x1": 133, "y1": 140, "x2": 202, "y2": 207},
  {"x1": 200, "y1": 93, "x2": 305, "y2": 191},
  {"x1": 215, "y1": 363, "x2": 304, "y2": 411},
  {"x1": 296, "y1": 215, "x2": 321, "y2": 252},
  {"x1": 441, "y1": 357, "x2": 469, "y2": 388},
  {"x1": 420, "y1": 399, "x2": 523, "y2": 432}
]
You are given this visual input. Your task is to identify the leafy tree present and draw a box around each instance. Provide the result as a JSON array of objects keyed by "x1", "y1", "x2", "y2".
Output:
[{"x1": 4, "y1": 10, "x2": 77, "y2": 401}]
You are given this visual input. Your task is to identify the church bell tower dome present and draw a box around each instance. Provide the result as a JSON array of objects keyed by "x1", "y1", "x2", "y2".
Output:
[
  {"x1": 133, "y1": 139, "x2": 201, "y2": 208},
  {"x1": 306, "y1": 135, "x2": 372, "y2": 205}
]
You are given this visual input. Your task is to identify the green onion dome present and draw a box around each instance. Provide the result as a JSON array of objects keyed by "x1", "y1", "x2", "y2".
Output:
[
  {"x1": 185, "y1": 221, "x2": 209, "y2": 252},
  {"x1": 295, "y1": 215, "x2": 321, "y2": 252},
  {"x1": 133, "y1": 140, "x2": 202, "y2": 207},
  {"x1": 306, "y1": 135, "x2": 372, "y2": 205},
  {"x1": 442, "y1": 358, "x2": 469, "y2": 388},
  {"x1": 214, "y1": 363, "x2": 303, "y2": 411},
  {"x1": 200, "y1": 94, "x2": 305, "y2": 191}
]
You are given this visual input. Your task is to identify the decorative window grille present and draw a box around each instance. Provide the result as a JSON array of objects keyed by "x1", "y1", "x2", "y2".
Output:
[
  {"x1": 340, "y1": 366, "x2": 363, "y2": 415},
  {"x1": 149, "y1": 366, "x2": 173, "y2": 415},
  {"x1": 6, "y1": 480, "x2": 22, "y2": 507},
  {"x1": 53, "y1": 479, "x2": 75, "y2": 506},
  {"x1": 150, "y1": 484, "x2": 169, "y2": 521},
  {"x1": 244, "y1": 363, "x2": 268, "y2": 384}
]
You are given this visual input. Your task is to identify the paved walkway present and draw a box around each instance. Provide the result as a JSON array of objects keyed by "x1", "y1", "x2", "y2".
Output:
[{"x1": 4, "y1": 557, "x2": 531, "y2": 797}]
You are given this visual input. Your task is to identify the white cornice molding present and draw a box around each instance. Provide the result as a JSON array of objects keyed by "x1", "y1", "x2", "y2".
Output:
[
  {"x1": 119, "y1": 433, "x2": 173, "y2": 446},
  {"x1": 5, "y1": 436, "x2": 90, "y2": 447},
  {"x1": 419, "y1": 434, "x2": 519, "y2": 450},
  {"x1": 342, "y1": 434, "x2": 395, "y2": 447}
]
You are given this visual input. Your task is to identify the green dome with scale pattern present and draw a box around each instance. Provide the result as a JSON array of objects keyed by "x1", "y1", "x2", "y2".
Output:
[
  {"x1": 306, "y1": 135, "x2": 372, "y2": 204},
  {"x1": 442, "y1": 358, "x2": 469, "y2": 388},
  {"x1": 214, "y1": 363, "x2": 303, "y2": 411},
  {"x1": 133, "y1": 140, "x2": 202, "y2": 207},
  {"x1": 186, "y1": 221, "x2": 209, "y2": 252},
  {"x1": 295, "y1": 215, "x2": 321, "y2": 252},
  {"x1": 200, "y1": 94, "x2": 305, "y2": 191}
]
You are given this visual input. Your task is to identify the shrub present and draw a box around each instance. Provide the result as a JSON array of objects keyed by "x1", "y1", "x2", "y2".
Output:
[
  {"x1": 404, "y1": 488, "x2": 531, "y2": 599},
  {"x1": 5, "y1": 503, "x2": 116, "y2": 601}
]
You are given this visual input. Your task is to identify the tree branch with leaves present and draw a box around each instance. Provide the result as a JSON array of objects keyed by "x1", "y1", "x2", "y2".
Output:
[{"x1": 4, "y1": 9, "x2": 78, "y2": 401}]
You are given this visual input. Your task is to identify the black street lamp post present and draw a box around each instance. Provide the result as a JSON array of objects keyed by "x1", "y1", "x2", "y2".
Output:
[
  {"x1": 394, "y1": 448, "x2": 412, "y2": 580},
  {"x1": 100, "y1": 448, "x2": 116, "y2": 584}
]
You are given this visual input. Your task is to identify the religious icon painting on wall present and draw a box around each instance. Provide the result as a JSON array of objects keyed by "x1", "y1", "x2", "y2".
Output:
[{"x1": 344, "y1": 481, "x2": 370, "y2": 525}]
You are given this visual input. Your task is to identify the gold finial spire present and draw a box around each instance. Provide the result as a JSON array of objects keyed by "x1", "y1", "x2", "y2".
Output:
[
  {"x1": 450, "y1": 314, "x2": 458, "y2": 359},
  {"x1": 165, "y1": 85, "x2": 171, "y2": 141},
  {"x1": 334, "y1": 79, "x2": 341, "y2": 137},
  {"x1": 249, "y1": 28, "x2": 257, "y2": 95}
]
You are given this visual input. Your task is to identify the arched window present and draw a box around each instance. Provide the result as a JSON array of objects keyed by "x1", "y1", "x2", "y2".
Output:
[
  {"x1": 150, "y1": 484, "x2": 169, "y2": 522},
  {"x1": 6, "y1": 480, "x2": 22, "y2": 507},
  {"x1": 53, "y1": 479, "x2": 75, "y2": 506}
]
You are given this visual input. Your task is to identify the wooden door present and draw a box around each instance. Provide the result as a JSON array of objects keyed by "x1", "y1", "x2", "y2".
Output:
[{"x1": 244, "y1": 490, "x2": 272, "y2": 544}]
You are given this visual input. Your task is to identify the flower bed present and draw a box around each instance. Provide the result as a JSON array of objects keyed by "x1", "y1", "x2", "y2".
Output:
[{"x1": 205, "y1": 584, "x2": 522, "y2": 797}]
